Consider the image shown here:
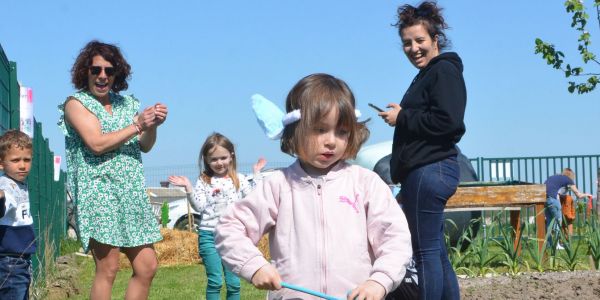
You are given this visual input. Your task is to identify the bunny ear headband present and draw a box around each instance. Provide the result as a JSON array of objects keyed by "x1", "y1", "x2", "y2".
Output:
[{"x1": 251, "y1": 93, "x2": 362, "y2": 140}]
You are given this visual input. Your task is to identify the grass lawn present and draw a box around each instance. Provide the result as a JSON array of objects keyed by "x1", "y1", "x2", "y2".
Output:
[{"x1": 70, "y1": 256, "x2": 267, "y2": 299}]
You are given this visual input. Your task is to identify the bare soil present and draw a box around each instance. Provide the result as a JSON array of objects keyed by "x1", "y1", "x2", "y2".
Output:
[
  {"x1": 459, "y1": 270, "x2": 600, "y2": 299},
  {"x1": 44, "y1": 254, "x2": 81, "y2": 300},
  {"x1": 48, "y1": 254, "x2": 600, "y2": 300}
]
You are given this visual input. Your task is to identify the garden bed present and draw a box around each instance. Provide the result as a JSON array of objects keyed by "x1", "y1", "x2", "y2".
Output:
[{"x1": 459, "y1": 270, "x2": 600, "y2": 299}]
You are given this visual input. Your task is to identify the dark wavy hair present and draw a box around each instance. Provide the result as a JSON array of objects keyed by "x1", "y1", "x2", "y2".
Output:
[
  {"x1": 394, "y1": 1, "x2": 450, "y2": 50},
  {"x1": 71, "y1": 40, "x2": 131, "y2": 92},
  {"x1": 280, "y1": 73, "x2": 370, "y2": 161}
]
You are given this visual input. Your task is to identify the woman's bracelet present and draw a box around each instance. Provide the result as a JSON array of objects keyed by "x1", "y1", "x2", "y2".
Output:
[{"x1": 133, "y1": 121, "x2": 143, "y2": 134}]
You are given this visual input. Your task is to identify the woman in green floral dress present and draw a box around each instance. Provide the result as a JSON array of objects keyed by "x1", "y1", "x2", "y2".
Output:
[{"x1": 58, "y1": 40, "x2": 167, "y2": 299}]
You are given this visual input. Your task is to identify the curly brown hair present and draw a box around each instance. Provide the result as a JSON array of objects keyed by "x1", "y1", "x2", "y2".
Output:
[
  {"x1": 280, "y1": 73, "x2": 370, "y2": 161},
  {"x1": 394, "y1": 1, "x2": 450, "y2": 50},
  {"x1": 0, "y1": 130, "x2": 32, "y2": 159},
  {"x1": 71, "y1": 40, "x2": 131, "y2": 92}
]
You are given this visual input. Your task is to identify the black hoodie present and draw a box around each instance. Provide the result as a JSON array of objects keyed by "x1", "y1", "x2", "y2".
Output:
[{"x1": 390, "y1": 52, "x2": 466, "y2": 183}]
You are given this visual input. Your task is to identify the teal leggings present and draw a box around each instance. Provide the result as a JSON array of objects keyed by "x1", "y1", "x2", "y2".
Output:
[{"x1": 199, "y1": 230, "x2": 240, "y2": 300}]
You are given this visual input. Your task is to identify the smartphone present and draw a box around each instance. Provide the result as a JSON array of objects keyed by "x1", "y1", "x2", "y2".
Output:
[{"x1": 368, "y1": 103, "x2": 384, "y2": 112}]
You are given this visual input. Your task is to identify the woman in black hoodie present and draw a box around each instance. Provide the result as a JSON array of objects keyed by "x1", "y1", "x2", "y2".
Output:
[{"x1": 379, "y1": 2, "x2": 465, "y2": 299}]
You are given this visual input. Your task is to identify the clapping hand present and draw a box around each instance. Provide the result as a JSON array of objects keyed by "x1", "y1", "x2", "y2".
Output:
[
  {"x1": 136, "y1": 106, "x2": 158, "y2": 131},
  {"x1": 153, "y1": 103, "x2": 168, "y2": 125},
  {"x1": 137, "y1": 103, "x2": 168, "y2": 131},
  {"x1": 253, "y1": 157, "x2": 267, "y2": 174},
  {"x1": 168, "y1": 175, "x2": 193, "y2": 193}
]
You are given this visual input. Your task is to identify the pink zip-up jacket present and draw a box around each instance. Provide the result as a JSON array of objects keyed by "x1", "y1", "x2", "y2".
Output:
[{"x1": 215, "y1": 160, "x2": 412, "y2": 299}]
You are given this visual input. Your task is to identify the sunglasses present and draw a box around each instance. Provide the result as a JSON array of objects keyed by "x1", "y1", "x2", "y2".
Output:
[{"x1": 89, "y1": 66, "x2": 116, "y2": 76}]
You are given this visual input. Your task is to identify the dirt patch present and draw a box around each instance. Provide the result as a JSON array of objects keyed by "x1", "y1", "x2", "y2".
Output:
[
  {"x1": 459, "y1": 271, "x2": 600, "y2": 299},
  {"x1": 44, "y1": 254, "x2": 81, "y2": 300}
]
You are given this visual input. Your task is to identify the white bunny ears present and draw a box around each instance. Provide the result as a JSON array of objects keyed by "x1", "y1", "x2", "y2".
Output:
[
  {"x1": 251, "y1": 94, "x2": 287, "y2": 140},
  {"x1": 251, "y1": 94, "x2": 362, "y2": 140}
]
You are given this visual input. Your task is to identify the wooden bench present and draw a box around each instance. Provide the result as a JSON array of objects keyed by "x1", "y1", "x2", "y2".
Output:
[{"x1": 446, "y1": 181, "x2": 546, "y2": 251}]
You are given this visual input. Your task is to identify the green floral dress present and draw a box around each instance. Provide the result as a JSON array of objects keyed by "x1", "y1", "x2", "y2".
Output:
[{"x1": 58, "y1": 91, "x2": 162, "y2": 252}]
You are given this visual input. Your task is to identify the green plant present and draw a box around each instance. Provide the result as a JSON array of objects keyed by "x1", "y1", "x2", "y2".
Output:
[
  {"x1": 60, "y1": 238, "x2": 82, "y2": 256},
  {"x1": 585, "y1": 214, "x2": 600, "y2": 269},
  {"x1": 546, "y1": 218, "x2": 565, "y2": 270},
  {"x1": 534, "y1": 0, "x2": 600, "y2": 94},
  {"x1": 30, "y1": 227, "x2": 57, "y2": 299},
  {"x1": 492, "y1": 220, "x2": 526, "y2": 276},
  {"x1": 445, "y1": 218, "x2": 476, "y2": 277},
  {"x1": 161, "y1": 201, "x2": 169, "y2": 228},
  {"x1": 556, "y1": 229, "x2": 584, "y2": 271},
  {"x1": 523, "y1": 218, "x2": 552, "y2": 273},
  {"x1": 469, "y1": 219, "x2": 498, "y2": 277}
]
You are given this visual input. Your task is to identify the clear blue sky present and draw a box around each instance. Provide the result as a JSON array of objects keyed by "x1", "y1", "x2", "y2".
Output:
[{"x1": 1, "y1": 0, "x2": 599, "y2": 171}]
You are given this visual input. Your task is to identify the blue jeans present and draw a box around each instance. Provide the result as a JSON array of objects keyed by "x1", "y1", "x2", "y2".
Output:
[
  {"x1": 400, "y1": 156, "x2": 460, "y2": 300},
  {"x1": 545, "y1": 197, "x2": 562, "y2": 245},
  {"x1": 0, "y1": 256, "x2": 32, "y2": 300},
  {"x1": 199, "y1": 230, "x2": 240, "y2": 300}
]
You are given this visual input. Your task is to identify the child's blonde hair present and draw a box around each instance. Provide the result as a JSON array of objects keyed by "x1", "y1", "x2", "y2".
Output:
[
  {"x1": 199, "y1": 132, "x2": 240, "y2": 190},
  {"x1": 0, "y1": 130, "x2": 32, "y2": 160},
  {"x1": 280, "y1": 73, "x2": 369, "y2": 160},
  {"x1": 562, "y1": 168, "x2": 575, "y2": 181}
]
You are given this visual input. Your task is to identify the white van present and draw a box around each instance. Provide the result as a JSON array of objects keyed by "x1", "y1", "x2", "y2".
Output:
[{"x1": 146, "y1": 187, "x2": 201, "y2": 231}]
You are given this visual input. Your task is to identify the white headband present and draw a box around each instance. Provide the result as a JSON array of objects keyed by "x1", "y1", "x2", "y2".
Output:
[
  {"x1": 282, "y1": 109, "x2": 362, "y2": 126},
  {"x1": 251, "y1": 94, "x2": 362, "y2": 140}
]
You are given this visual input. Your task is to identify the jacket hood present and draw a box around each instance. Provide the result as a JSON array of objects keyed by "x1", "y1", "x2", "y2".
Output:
[{"x1": 424, "y1": 52, "x2": 463, "y2": 73}]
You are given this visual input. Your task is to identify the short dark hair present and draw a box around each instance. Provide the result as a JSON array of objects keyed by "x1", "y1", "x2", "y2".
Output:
[
  {"x1": 0, "y1": 130, "x2": 32, "y2": 159},
  {"x1": 394, "y1": 1, "x2": 450, "y2": 51},
  {"x1": 280, "y1": 73, "x2": 369, "y2": 160},
  {"x1": 71, "y1": 40, "x2": 132, "y2": 92}
]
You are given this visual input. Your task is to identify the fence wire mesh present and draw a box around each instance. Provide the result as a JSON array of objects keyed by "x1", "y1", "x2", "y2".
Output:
[{"x1": 144, "y1": 161, "x2": 293, "y2": 187}]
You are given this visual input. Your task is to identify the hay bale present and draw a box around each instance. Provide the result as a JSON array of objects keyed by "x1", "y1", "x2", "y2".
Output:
[
  {"x1": 258, "y1": 234, "x2": 270, "y2": 261},
  {"x1": 119, "y1": 229, "x2": 271, "y2": 269},
  {"x1": 120, "y1": 228, "x2": 200, "y2": 269}
]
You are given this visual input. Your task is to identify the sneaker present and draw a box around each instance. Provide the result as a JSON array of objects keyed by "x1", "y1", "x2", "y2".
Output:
[{"x1": 556, "y1": 243, "x2": 565, "y2": 250}]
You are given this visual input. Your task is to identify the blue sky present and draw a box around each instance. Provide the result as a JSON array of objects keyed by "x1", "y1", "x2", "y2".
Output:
[{"x1": 1, "y1": 0, "x2": 599, "y2": 172}]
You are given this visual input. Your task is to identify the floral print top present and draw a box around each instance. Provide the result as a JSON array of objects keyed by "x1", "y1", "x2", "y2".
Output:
[
  {"x1": 190, "y1": 174, "x2": 257, "y2": 231},
  {"x1": 58, "y1": 91, "x2": 162, "y2": 252}
]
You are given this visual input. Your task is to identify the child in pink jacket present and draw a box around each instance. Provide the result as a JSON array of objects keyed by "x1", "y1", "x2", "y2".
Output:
[{"x1": 215, "y1": 73, "x2": 412, "y2": 300}]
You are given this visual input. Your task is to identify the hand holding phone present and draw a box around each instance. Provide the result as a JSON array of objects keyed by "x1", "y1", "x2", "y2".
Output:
[{"x1": 368, "y1": 103, "x2": 384, "y2": 112}]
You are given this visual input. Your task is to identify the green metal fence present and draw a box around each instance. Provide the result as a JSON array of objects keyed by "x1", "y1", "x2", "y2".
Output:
[
  {"x1": 144, "y1": 161, "x2": 293, "y2": 187},
  {"x1": 0, "y1": 43, "x2": 67, "y2": 276},
  {"x1": 469, "y1": 155, "x2": 600, "y2": 238},
  {"x1": 470, "y1": 155, "x2": 599, "y2": 196},
  {"x1": 0, "y1": 46, "x2": 12, "y2": 132}
]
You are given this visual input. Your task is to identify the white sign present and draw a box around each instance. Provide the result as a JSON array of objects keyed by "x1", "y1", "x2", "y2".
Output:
[
  {"x1": 19, "y1": 87, "x2": 34, "y2": 138},
  {"x1": 53, "y1": 156, "x2": 61, "y2": 181}
]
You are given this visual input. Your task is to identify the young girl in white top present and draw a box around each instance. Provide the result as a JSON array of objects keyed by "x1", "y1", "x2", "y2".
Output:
[
  {"x1": 215, "y1": 73, "x2": 412, "y2": 300},
  {"x1": 168, "y1": 132, "x2": 265, "y2": 300}
]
